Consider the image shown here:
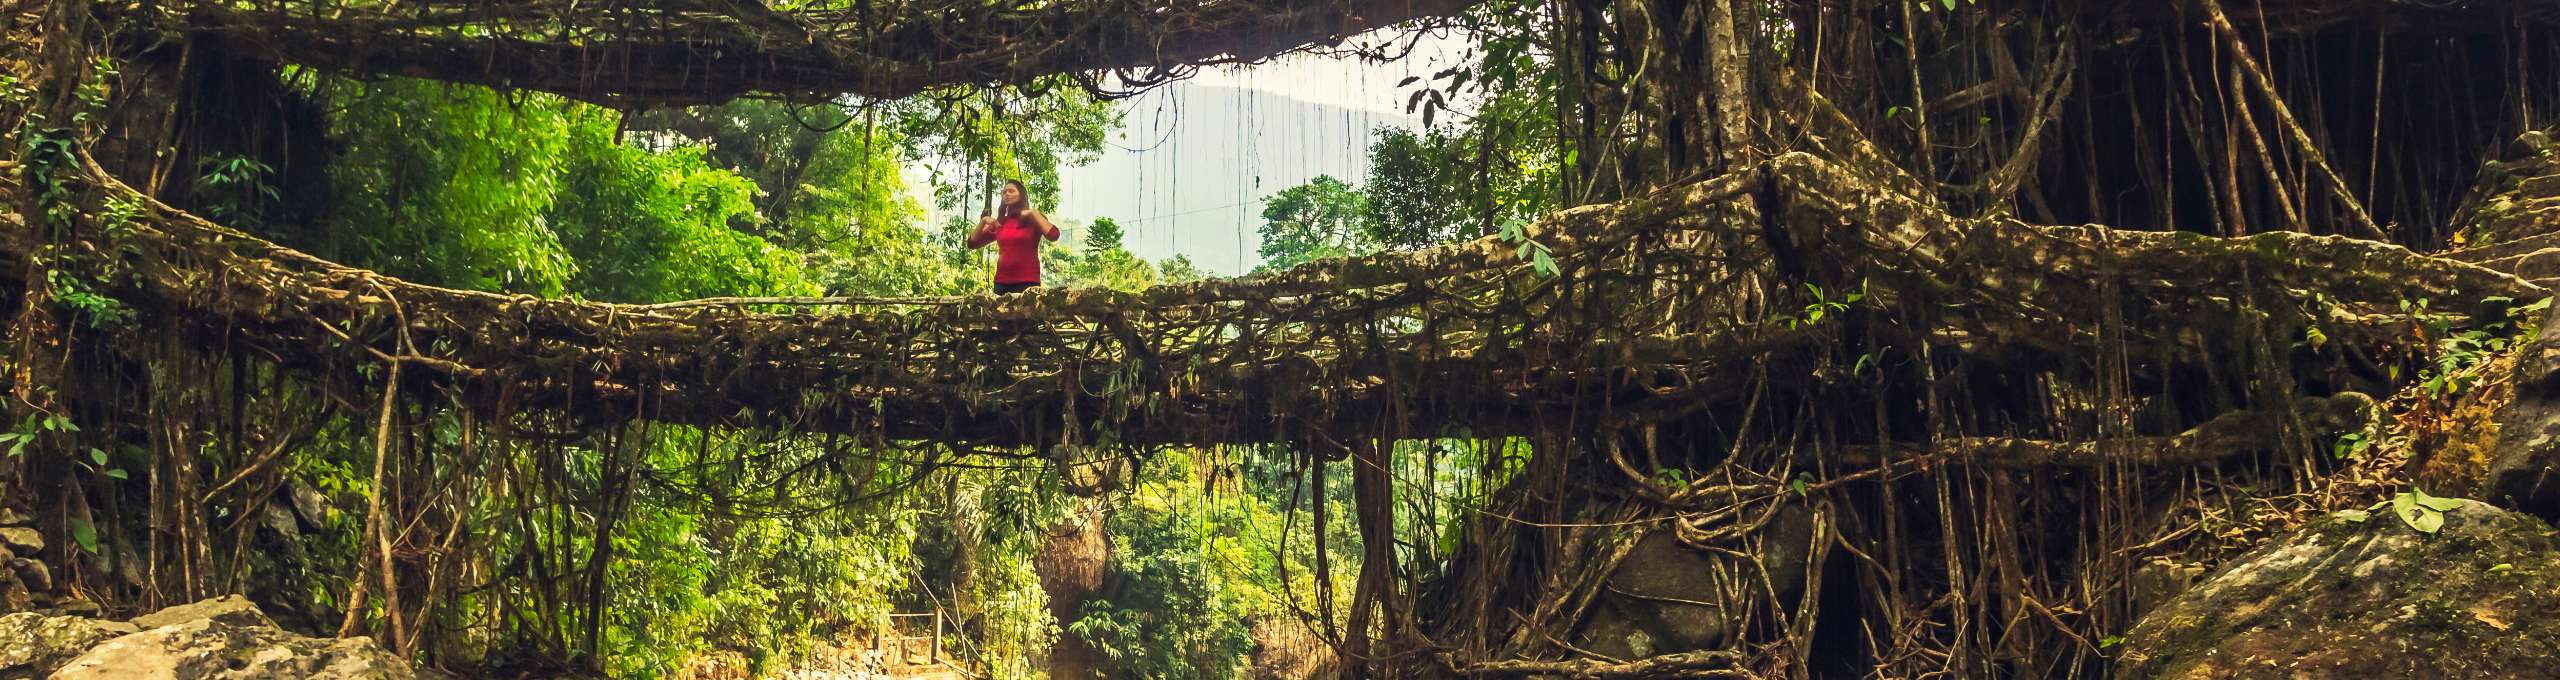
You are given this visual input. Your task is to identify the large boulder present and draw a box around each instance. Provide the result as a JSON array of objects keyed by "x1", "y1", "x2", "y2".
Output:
[
  {"x1": 1571, "y1": 506, "x2": 1815, "y2": 661},
  {"x1": 50, "y1": 616, "x2": 438, "y2": 680},
  {"x1": 0, "y1": 597, "x2": 447, "y2": 680},
  {"x1": 129, "y1": 595, "x2": 276, "y2": 630},
  {"x1": 2118, "y1": 500, "x2": 2560, "y2": 679},
  {"x1": 0, "y1": 613, "x2": 135, "y2": 678},
  {"x1": 2487, "y1": 311, "x2": 2560, "y2": 519}
]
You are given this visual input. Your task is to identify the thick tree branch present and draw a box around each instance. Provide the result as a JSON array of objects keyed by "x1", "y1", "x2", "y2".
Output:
[
  {"x1": 1848, "y1": 393, "x2": 2380, "y2": 468},
  {"x1": 161, "y1": 0, "x2": 1485, "y2": 106}
]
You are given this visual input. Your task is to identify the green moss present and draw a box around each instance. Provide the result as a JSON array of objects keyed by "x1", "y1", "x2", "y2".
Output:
[{"x1": 2123, "y1": 504, "x2": 2560, "y2": 679}]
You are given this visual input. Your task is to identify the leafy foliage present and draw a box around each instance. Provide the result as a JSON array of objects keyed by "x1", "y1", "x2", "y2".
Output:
[
  {"x1": 550, "y1": 115, "x2": 818, "y2": 302},
  {"x1": 1069, "y1": 456, "x2": 1269, "y2": 680},
  {"x1": 316, "y1": 80, "x2": 580, "y2": 294},
  {"x1": 1256, "y1": 175, "x2": 1372, "y2": 272},
  {"x1": 1085, "y1": 216, "x2": 1128, "y2": 251}
]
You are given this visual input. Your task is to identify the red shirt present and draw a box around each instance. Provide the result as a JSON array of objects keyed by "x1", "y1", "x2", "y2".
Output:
[{"x1": 993, "y1": 216, "x2": 1048, "y2": 284}]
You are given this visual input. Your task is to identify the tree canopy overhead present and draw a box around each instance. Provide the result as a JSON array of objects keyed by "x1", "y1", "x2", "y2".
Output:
[{"x1": 161, "y1": 0, "x2": 1486, "y2": 107}]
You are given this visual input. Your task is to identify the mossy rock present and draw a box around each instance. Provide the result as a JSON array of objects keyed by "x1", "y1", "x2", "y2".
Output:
[
  {"x1": 1571, "y1": 506, "x2": 1814, "y2": 660},
  {"x1": 0, "y1": 612, "x2": 136, "y2": 678},
  {"x1": 2119, "y1": 501, "x2": 2560, "y2": 679},
  {"x1": 50, "y1": 616, "x2": 445, "y2": 680},
  {"x1": 2490, "y1": 303, "x2": 2560, "y2": 518},
  {"x1": 130, "y1": 594, "x2": 277, "y2": 630}
]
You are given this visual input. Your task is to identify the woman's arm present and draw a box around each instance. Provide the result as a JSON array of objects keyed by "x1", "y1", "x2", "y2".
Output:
[
  {"x1": 966, "y1": 215, "x2": 999, "y2": 249},
  {"x1": 1026, "y1": 210, "x2": 1062, "y2": 241}
]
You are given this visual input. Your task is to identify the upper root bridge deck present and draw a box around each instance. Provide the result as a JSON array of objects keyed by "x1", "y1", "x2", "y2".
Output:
[{"x1": 9, "y1": 150, "x2": 2535, "y2": 450}]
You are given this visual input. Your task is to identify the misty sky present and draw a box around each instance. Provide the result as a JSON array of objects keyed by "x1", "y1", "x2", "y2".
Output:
[{"x1": 928, "y1": 30, "x2": 1476, "y2": 275}]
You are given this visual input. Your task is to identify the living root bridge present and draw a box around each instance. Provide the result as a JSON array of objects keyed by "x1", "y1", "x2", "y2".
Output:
[{"x1": 10, "y1": 149, "x2": 2538, "y2": 452}]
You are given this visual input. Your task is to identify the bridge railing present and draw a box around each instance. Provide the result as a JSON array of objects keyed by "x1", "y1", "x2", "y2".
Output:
[{"x1": 876, "y1": 610, "x2": 945, "y2": 667}]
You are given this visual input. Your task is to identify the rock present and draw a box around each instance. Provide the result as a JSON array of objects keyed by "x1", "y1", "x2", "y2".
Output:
[
  {"x1": 2128, "y1": 560, "x2": 2206, "y2": 618},
  {"x1": 106, "y1": 541, "x2": 145, "y2": 590},
  {"x1": 2477, "y1": 301, "x2": 2560, "y2": 520},
  {"x1": 258, "y1": 503, "x2": 299, "y2": 540},
  {"x1": 1572, "y1": 505, "x2": 1814, "y2": 661},
  {"x1": 0, "y1": 574, "x2": 26, "y2": 614},
  {"x1": 130, "y1": 595, "x2": 277, "y2": 631},
  {"x1": 2119, "y1": 500, "x2": 2560, "y2": 679},
  {"x1": 51, "y1": 599, "x2": 98, "y2": 618},
  {"x1": 7, "y1": 561, "x2": 44, "y2": 595},
  {"x1": 0, "y1": 530, "x2": 37, "y2": 555},
  {"x1": 50, "y1": 617, "x2": 446, "y2": 679},
  {"x1": 288, "y1": 483, "x2": 330, "y2": 529},
  {"x1": 0, "y1": 611, "x2": 137, "y2": 678}
]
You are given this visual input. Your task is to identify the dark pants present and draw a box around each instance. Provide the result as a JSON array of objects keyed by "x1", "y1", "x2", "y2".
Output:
[{"x1": 994, "y1": 281, "x2": 1039, "y2": 295}]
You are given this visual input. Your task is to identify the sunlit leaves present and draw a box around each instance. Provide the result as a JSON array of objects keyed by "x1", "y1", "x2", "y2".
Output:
[
  {"x1": 1256, "y1": 175, "x2": 1371, "y2": 273},
  {"x1": 320, "y1": 79, "x2": 579, "y2": 295},
  {"x1": 551, "y1": 113, "x2": 819, "y2": 302}
]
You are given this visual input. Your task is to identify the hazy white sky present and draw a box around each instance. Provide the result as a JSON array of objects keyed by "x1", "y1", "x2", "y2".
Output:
[
  {"x1": 934, "y1": 27, "x2": 1482, "y2": 275},
  {"x1": 1189, "y1": 29, "x2": 1478, "y2": 118}
]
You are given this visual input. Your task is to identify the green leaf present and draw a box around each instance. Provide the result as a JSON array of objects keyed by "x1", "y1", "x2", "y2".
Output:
[
  {"x1": 2406, "y1": 507, "x2": 2445, "y2": 534},
  {"x1": 2335, "y1": 509, "x2": 2370, "y2": 523},
  {"x1": 2099, "y1": 635, "x2": 2125, "y2": 649},
  {"x1": 1941, "y1": 0, "x2": 1956, "y2": 9},
  {"x1": 1531, "y1": 248, "x2": 1558, "y2": 278},
  {"x1": 2393, "y1": 491, "x2": 2448, "y2": 534},
  {"x1": 2488, "y1": 563, "x2": 2515, "y2": 575},
  {"x1": 89, "y1": 447, "x2": 106, "y2": 466},
  {"x1": 68, "y1": 518, "x2": 98, "y2": 554},
  {"x1": 2414, "y1": 489, "x2": 2465, "y2": 512},
  {"x1": 104, "y1": 468, "x2": 127, "y2": 480}
]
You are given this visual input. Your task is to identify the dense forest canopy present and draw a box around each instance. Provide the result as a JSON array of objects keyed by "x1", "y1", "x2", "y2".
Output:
[{"x1": 4, "y1": 0, "x2": 2560, "y2": 678}]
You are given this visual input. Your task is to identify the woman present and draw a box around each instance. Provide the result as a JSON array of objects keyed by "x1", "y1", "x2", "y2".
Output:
[{"x1": 968, "y1": 179, "x2": 1061, "y2": 294}]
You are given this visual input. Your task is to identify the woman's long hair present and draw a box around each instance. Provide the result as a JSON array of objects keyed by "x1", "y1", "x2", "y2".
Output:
[{"x1": 999, "y1": 179, "x2": 1029, "y2": 220}]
